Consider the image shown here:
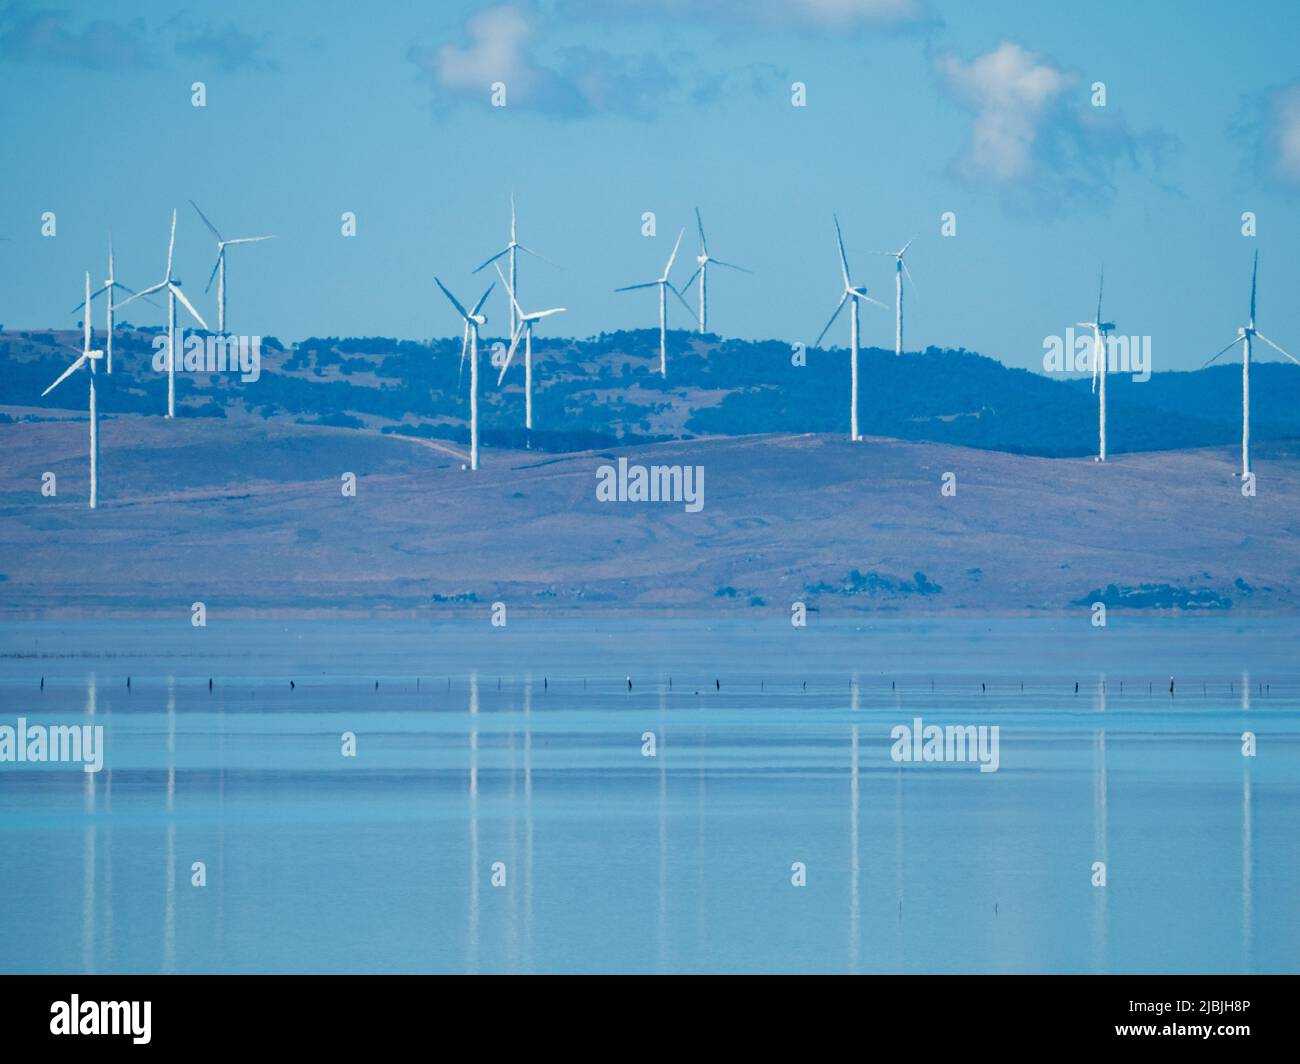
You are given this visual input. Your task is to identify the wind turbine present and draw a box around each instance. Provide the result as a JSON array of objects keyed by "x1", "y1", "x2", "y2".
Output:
[
  {"x1": 43, "y1": 273, "x2": 104, "y2": 509},
  {"x1": 71, "y1": 235, "x2": 149, "y2": 376},
  {"x1": 874, "y1": 240, "x2": 917, "y2": 357},
  {"x1": 615, "y1": 228, "x2": 694, "y2": 379},
  {"x1": 473, "y1": 193, "x2": 555, "y2": 341},
  {"x1": 679, "y1": 207, "x2": 751, "y2": 334},
  {"x1": 813, "y1": 215, "x2": 887, "y2": 441},
  {"x1": 116, "y1": 209, "x2": 209, "y2": 418},
  {"x1": 1078, "y1": 270, "x2": 1114, "y2": 462},
  {"x1": 493, "y1": 262, "x2": 565, "y2": 442},
  {"x1": 1203, "y1": 251, "x2": 1300, "y2": 479},
  {"x1": 189, "y1": 200, "x2": 275, "y2": 334},
  {"x1": 435, "y1": 277, "x2": 494, "y2": 471}
]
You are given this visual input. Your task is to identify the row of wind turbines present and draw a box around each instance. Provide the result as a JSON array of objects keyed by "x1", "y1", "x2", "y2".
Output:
[
  {"x1": 35, "y1": 195, "x2": 1298, "y2": 506},
  {"x1": 40, "y1": 203, "x2": 274, "y2": 507},
  {"x1": 1079, "y1": 252, "x2": 1298, "y2": 478}
]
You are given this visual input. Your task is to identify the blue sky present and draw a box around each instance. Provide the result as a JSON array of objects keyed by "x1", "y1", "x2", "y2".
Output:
[{"x1": 2, "y1": 0, "x2": 1299, "y2": 372}]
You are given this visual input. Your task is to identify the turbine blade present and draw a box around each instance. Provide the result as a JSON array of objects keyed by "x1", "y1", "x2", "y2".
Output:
[
  {"x1": 663, "y1": 228, "x2": 684, "y2": 279},
  {"x1": 1200, "y1": 335, "x2": 1243, "y2": 369},
  {"x1": 434, "y1": 277, "x2": 471, "y2": 320},
  {"x1": 171, "y1": 283, "x2": 209, "y2": 329},
  {"x1": 833, "y1": 214, "x2": 851, "y2": 289},
  {"x1": 614, "y1": 282, "x2": 657, "y2": 292},
  {"x1": 42, "y1": 354, "x2": 88, "y2": 396},
  {"x1": 711, "y1": 258, "x2": 752, "y2": 274},
  {"x1": 681, "y1": 266, "x2": 701, "y2": 291},
  {"x1": 898, "y1": 238, "x2": 914, "y2": 257},
  {"x1": 515, "y1": 243, "x2": 561, "y2": 269},
  {"x1": 205, "y1": 250, "x2": 223, "y2": 294},
  {"x1": 529, "y1": 308, "x2": 566, "y2": 319},
  {"x1": 1250, "y1": 250, "x2": 1258, "y2": 322},
  {"x1": 1096, "y1": 267, "x2": 1104, "y2": 325},
  {"x1": 695, "y1": 207, "x2": 707, "y2": 255},
  {"x1": 1255, "y1": 332, "x2": 1300, "y2": 366},
  {"x1": 70, "y1": 284, "x2": 110, "y2": 314},
  {"x1": 471, "y1": 282, "x2": 495, "y2": 316},
  {"x1": 493, "y1": 262, "x2": 525, "y2": 320},
  {"x1": 189, "y1": 199, "x2": 224, "y2": 242},
  {"x1": 472, "y1": 247, "x2": 510, "y2": 273},
  {"x1": 814, "y1": 294, "x2": 848, "y2": 348},
  {"x1": 114, "y1": 281, "x2": 167, "y2": 309},
  {"x1": 497, "y1": 326, "x2": 524, "y2": 385},
  {"x1": 224, "y1": 235, "x2": 275, "y2": 245},
  {"x1": 166, "y1": 208, "x2": 177, "y2": 279},
  {"x1": 901, "y1": 260, "x2": 920, "y2": 303},
  {"x1": 854, "y1": 293, "x2": 888, "y2": 309},
  {"x1": 668, "y1": 281, "x2": 695, "y2": 320}
]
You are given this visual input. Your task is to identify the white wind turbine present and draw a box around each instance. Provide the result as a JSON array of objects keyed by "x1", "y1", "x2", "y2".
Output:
[
  {"x1": 493, "y1": 262, "x2": 565, "y2": 442},
  {"x1": 116, "y1": 209, "x2": 209, "y2": 418},
  {"x1": 71, "y1": 235, "x2": 150, "y2": 376},
  {"x1": 679, "y1": 207, "x2": 751, "y2": 334},
  {"x1": 814, "y1": 215, "x2": 887, "y2": 441},
  {"x1": 190, "y1": 200, "x2": 275, "y2": 335},
  {"x1": 436, "y1": 277, "x2": 495, "y2": 471},
  {"x1": 615, "y1": 228, "x2": 694, "y2": 379},
  {"x1": 1078, "y1": 270, "x2": 1114, "y2": 462},
  {"x1": 43, "y1": 273, "x2": 104, "y2": 509},
  {"x1": 874, "y1": 239, "x2": 917, "y2": 357},
  {"x1": 473, "y1": 193, "x2": 556, "y2": 342},
  {"x1": 1203, "y1": 251, "x2": 1300, "y2": 479}
]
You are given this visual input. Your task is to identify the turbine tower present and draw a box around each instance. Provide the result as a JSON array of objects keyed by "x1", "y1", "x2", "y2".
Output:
[
  {"x1": 1078, "y1": 270, "x2": 1114, "y2": 462},
  {"x1": 1203, "y1": 251, "x2": 1300, "y2": 479},
  {"x1": 493, "y1": 262, "x2": 565, "y2": 443},
  {"x1": 190, "y1": 200, "x2": 275, "y2": 334},
  {"x1": 71, "y1": 235, "x2": 148, "y2": 375},
  {"x1": 435, "y1": 277, "x2": 494, "y2": 471},
  {"x1": 474, "y1": 193, "x2": 555, "y2": 342},
  {"x1": 680, "y1": 207, "x2": 751, "y2": 334},
  {"x1": 43, "y1": 273, "x2": 104, "y2": 509},
  {"x1": 814, "y1": 215, "x2": 887, "y2": 441},
  {"x1": 116, "y1": 209, "x2": 209, "y2": 418},
  {"x1": 875, "y1": 240, "x2": 917, "y2": 357},
  {"x1": 615, "y1": 228, "x2": 693, "y2": 379}
]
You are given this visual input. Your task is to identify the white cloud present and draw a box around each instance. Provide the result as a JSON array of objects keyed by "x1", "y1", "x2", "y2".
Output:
[
  {"x1": 427, "y1": 5, "x2": 532, "y2": 94},
  {"x1": 1270, "y1": 84, "x2": 1300, "y2": 182},
  {"x1": 558, "y1": 0, "x2": 930, "y2": 30},
  {"x1": 936, "y1": 42, "x2": 1074, "y2": 181}
]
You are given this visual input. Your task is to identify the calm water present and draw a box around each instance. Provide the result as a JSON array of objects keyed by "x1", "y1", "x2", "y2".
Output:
[{"x1": 0, "y1": 618, "x2": 1296, "y2": 973}]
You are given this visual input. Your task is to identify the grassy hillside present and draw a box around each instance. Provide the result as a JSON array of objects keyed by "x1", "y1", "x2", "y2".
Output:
[
  {"x1": 4, "y1": 326, "x2": 1299, "y2": 458},
  {"x1": 1, "y1": 407, "x2": 1297, "y2": 617}
]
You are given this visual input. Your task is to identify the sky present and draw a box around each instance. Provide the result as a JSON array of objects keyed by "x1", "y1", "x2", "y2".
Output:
[{"x1": 2, "y1": 0, "x2": 1299, "y2": 373}]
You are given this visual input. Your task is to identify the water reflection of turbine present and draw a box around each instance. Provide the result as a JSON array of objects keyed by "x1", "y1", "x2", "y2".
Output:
[
  {"x1": 1242, "y1": 694, "x2": 1253, "y2": 970},
  {"x1": 658, "y1": 680, "x2": 669, "y2": 972},
  {"x1": 468, "y1": 672, "x2": 480, "y2": 973},
  {"x1": 893, "y1": 671, "x2": 905, "y2": 965},
  {"x1": 524, "y1": 674, "x2": 534, "y2": 973},
  {"x1": 849, "y1": 723, "x2": 860, "y2": 974},
  {"x1": 1091, "y1": 724, "x2": 1108, "y2": 973},
  {"x1": 164, "y1": 678, "x2": 176, "y2": 973},
  {"x1": 82, "y1": 672, "x2": 97, "y2": 972}
]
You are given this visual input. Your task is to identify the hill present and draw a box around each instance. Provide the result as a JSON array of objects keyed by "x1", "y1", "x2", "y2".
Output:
[
  {"x1": 1, "y1": 408, "x2": 1297, "y2": 617},
  {"x1": 4, "y1": 326, "x2": 1300, "y2": 458}
]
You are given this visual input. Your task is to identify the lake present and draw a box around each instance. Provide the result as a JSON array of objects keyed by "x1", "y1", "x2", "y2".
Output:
[{"x1": 0, "y1": 617, "x2": 1295, "y2": 973}]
